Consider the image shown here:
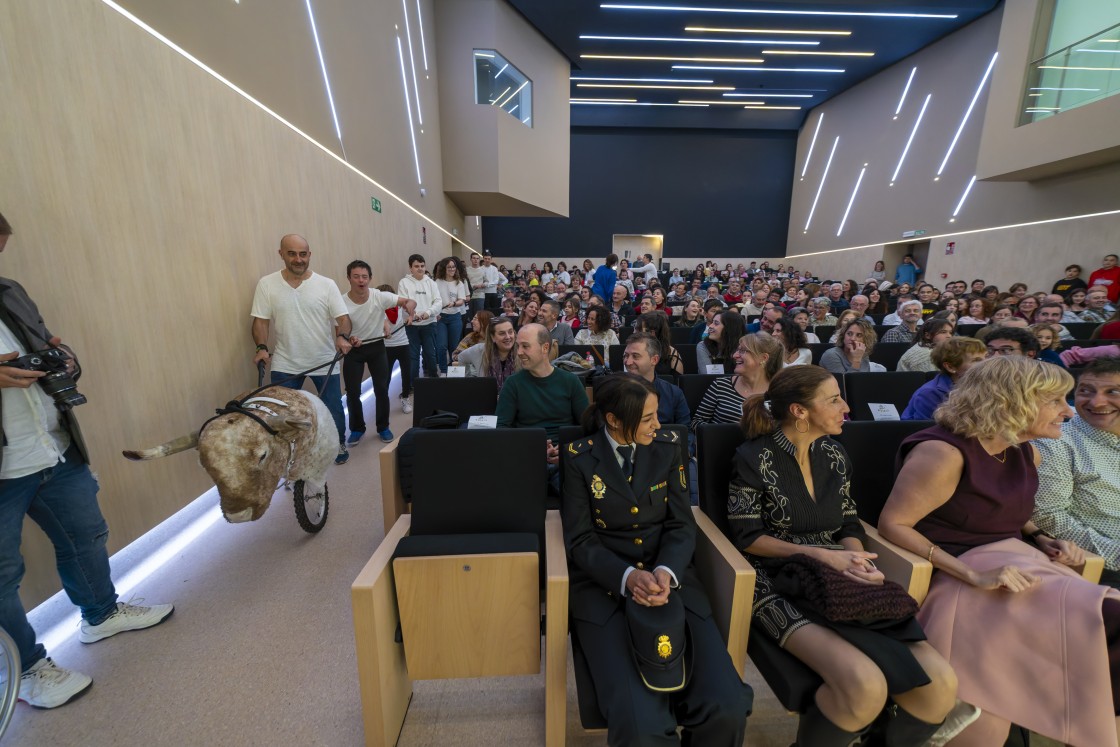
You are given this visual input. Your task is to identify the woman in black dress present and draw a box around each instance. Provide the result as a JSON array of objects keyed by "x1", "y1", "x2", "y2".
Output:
[{"x1": 728, "y1": 365, "x2": 958, "y2": 745}]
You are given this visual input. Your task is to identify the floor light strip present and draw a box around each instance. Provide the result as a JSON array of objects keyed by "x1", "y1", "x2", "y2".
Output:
[
  {"x1": 804, "y1": 135, "x2": 838, "y2": 232},
  {"x1": 936, "y1": 52, "x2": 997, "y2": 177}
]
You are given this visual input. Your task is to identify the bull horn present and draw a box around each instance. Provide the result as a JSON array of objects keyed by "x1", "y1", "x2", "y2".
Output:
[{"x1": 122, "y1": 431, "x2": 200, "y2": 461}]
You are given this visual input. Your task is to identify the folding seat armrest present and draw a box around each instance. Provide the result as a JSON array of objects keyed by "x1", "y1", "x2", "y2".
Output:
[
  {"x1": 861, "y1": 521, "x2": 932, "y2": 605},
  {"x1": 691, "y1": 507, "x2": 755, "y2": 681},
  {"x1": 544, "y1": 510, "x2": 569, "y2": 747},
  {"x1": 1081, "y1": 551, "x2": 1105, "y2": 584},
  {"x1": 379, "y1": 439, "x2": 407, "y2": 534}
]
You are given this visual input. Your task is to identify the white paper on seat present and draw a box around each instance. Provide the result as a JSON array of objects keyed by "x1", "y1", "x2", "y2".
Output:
[
  {"x1": 447, "y1": 365, "x2": 466, "y2": 378},
  {"x1": 468, "y1": 415, "x2": 498, "y2": 429},
  {"x1": 869, "y1": 403, "x2": 900, "y2": 421},
  {"x1": 706, "y1": 364, "x2": 724, "y2": 375}
]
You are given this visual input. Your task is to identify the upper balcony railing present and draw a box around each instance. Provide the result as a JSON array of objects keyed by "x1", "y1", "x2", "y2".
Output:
[{"x1": 1021, "y1": 20, "x2": 1120, "y2": 125}]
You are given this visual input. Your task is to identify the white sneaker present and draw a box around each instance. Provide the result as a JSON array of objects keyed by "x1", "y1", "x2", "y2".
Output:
[
  {"x1": 79, "y1": 599, "x2": 174, "y2": 644},
  {"x1": 401, "y1": 394, "x2": 413, "y2": 414},
  {"x1": 18, "y1": 658, "x2": 92, "y2": 709}
]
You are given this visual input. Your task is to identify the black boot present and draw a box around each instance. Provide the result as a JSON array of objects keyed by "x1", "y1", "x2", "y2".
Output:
[
  {"x1": 796, "y1": 703, "x2": 867, "y2": 747},
  {"x1": 884, "y1": 706, "x2": 944, "y2": 747}
]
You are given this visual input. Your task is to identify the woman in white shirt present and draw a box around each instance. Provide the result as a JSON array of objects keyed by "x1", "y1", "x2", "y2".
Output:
[
  {"x1": 771, "y1": 317, "x2": 812, "y2": 367},
  {"x1": 574, "y1": 306, "x2": 619, "y2": 348},
  {"x1": 433, "y1": 257, "x2": 469, "y2": 375},
  {"x1": 555, "y1": 261, "x2": 571, "y2": 286}
]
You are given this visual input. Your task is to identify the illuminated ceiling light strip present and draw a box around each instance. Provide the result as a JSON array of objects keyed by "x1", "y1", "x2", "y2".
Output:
[
  {"x1": 474, "y1": 51, "x2": 495, "y2": 58},
  {"x1": 894, "y1": 66, "x2": 916, "y2": 118},
  {"x1": 800, "y1": 112, "x2": 823, "y2": 179},
  {"x1": 496, "y1": 63, "x2": 510, "y2": 77},
  {"x1": 498, "y1": 80, "x2": 529, "y2": 107},
  {"x1": 600, "y1": 4, "x2": 959, "y2": 19},
  {"x1": 96, "y1": 2, "x2": 468, "y2": 249},
  {"x1": 891, "y1": 92, "x2": 930, "y2": 184},
  {"x1": 679, "y1": 99, "x2": 764, "y2": 105},
  {"x1": 396, "y1": 36, "x2": 422, "y2": 185},
  {"x1": 570, "y1": 97, "x2": 639, "y2": 102},
  {"x1": 577, "y1": 83, "x2": 734, "y2": 90},
  {"x1": 582, "y1": 54, "x2": 764, "y2": 63},
  {"x1": 936, "y1": 51, "x2": 997, "y2": 177},
  {"x1": 1074, "y1": 48, "x2": 1120, "y2": 53},
  {"x1": 508, "y1": 104, "x2": 519, "y2": 114},
  {"x1": 304, "y1": 0, "x2": 345, "y2": 160},
  {"x1": 579, "y1": 34, "x2": 817, "y2": 46},
  {"x1": 490, "y1": 86, "x2": 511, "y2": 104},
  {"x1": 805, "y1": 135, "x2": 838, "y2": 232},
  {"x1": 787, "y1": 209, "x2": 1120, "y2": 260},
  {"x1": 1039, "y1": 65, "x2": 1120, "y2": 71},
  {"x1": 570, "y1": 101, "x2": 709, "y2": 107},
  {"x1": 743, "y1": 105, "x2": 801, "y2": 110},
  {"x1": 837, "y1": 164, "x2": 867, "y2": 236},
  {"x1": 762, "y1": 50, "x2": 875, "y2": 57},
  {"x1": 673, "y1": 64, "x2": 845, "y2": 73},
  {"x1": 1030, "y1": 86, "x2": 1099, "y2": 91},
  {"x1": 1099, "y1": 39, "x2": 1120, "y2": 42},
  {"x1": 400, "y1": 0, "x2": 423, "y2": 125},
  {"x1": 725, "y1": 92, "x2": 812, "y2": 98},
  {"x1": 1025, "y1": 107, "x2": 1060, "y2": 111},
  {"x1": 1027, "y1": 93, "x2": 1042, "y2": 97},
  {"x1": 415, "y1": 0, "x2": 429, "y2": 70},
  {"x1": 571, "y1": 76, "x2": 714, "y2": 82},
  {"x1": 685, "y1": 26, "x2": 851, "y2": 35},
  {"x1": 951, "y1": 175, "x2": 978, "y2": 220}
]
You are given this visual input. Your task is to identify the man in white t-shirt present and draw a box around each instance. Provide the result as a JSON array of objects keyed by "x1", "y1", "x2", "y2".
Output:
[
  {"x1": 341, "y1": 260, "x2": 415, "y2": 445},
  {"x1": 631, "y1": 253, "x2": 660, "y2": 286},
  {"x1": 466, "y1": 252, "x2": 506, "y2": 318},
  {"x1": 251, "y1": 234, "x2": 353, "y2": 464},
  {"x1": 397, "y1": 254, "x2": 443, "y2": 407}
]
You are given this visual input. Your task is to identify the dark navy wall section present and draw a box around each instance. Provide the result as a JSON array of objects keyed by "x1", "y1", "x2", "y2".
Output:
[{"x1": 481, "y1": 127, "x2": 795, "y2": 260}]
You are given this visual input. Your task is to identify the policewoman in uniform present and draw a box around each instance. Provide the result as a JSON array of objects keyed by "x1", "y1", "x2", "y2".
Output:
[{"x1": 562, "y1": 373, "x2": 752, "y2": 746}]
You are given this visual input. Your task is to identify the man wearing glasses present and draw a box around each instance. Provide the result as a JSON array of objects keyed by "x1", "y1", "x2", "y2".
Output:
[{"x1": 985, "y1": 327, "x2": 1040, "y2": 359}]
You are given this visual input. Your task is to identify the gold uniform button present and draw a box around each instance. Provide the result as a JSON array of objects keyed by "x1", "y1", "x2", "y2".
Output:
[
  {"x1": 630, "y1": 506, "x2": 639, "y2": 514},
  {"x1": 632, "y1": 524, "x2": 639, "y2": 529},
  {"x1": 634, "y1": 538, "x2": 643, "y2": 546},
  {"x1": 595, "y1": 509, "x2": 602, "y2": 514},
  {"x1": 636, "y1": 562, "x2": 645, "y2": 570}
]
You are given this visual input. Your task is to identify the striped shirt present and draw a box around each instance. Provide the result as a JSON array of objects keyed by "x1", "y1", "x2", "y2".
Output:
[{"x1": 690, "y1": 376, "x2": 747, "y2": 430}]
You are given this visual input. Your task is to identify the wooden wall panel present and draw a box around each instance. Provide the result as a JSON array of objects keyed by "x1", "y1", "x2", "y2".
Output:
[{"x1": 0, "y1": 0, "x2": 462, "y2": 607}]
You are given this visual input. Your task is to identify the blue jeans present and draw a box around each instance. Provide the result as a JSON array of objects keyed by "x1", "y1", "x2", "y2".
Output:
[
  {"x1": 406, "y1": 323, "x2": 438, "y2": 380},
  {"x1": 434, "y1": 313, "x2": 463, "y2": 374},
  {"x1": 0, "y1": 445, "x2": 117, "y2": 671},
  {"x1": 271, "y1": 371, "x2": 345, "y2": 444}
]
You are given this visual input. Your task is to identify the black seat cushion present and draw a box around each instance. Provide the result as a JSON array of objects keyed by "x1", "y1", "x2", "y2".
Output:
[
  {"x1": 394, "y1": 532, "x2": 539, "y2": 559},
  {"x1": 833, "y1": 420, "x2": 934, "y2": 524}
]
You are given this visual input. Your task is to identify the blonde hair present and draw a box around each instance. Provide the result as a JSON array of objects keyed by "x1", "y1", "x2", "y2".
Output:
[
  {"x1": 935, "y1": 356, "x2": 1073, "y2": 443},
  {"x1": 833, "y1": 318, "x2": 878, "y2": 356},
  {"x1": 739, "y1": 331, "x2": 785, "y2": 382},
  {"x1": 1029, "y1": 322, "x2": 1062, "y2": 351}
]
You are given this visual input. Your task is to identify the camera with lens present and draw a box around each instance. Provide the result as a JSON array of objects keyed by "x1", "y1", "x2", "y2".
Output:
[{"x1": 2, "y1": 348, "x2": 87, "y2": 410}]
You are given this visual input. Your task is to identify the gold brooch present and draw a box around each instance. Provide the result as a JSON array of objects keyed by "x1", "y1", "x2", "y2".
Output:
[{"x1": 657, "y1": 635, "x2": 672, "y2": 659}]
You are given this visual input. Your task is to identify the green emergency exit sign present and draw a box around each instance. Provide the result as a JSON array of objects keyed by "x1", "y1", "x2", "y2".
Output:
[{"x1": 371, "y1": 197, "x2": 382, "y2": 213}]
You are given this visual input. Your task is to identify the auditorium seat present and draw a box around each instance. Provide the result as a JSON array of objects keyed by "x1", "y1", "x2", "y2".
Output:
[
  {"x1": 956, "y1": 323, "x2": 985, "y2": 338},
  {"x1": 411, "y1": 376, "x2": 498, "y2": 428},
  {"x1": 833, "y1": 420, "x2": 935, "y2": 524},
  {"x1": 868, "y1": 343, "x2": 912, "y2": 372},
  {"x1": 670, "y1": 325, "x2": 695, "y2": 346},
  {"x1": 844, "y1": 371, "x2": 929, "y2": 421},
  {"x1": 1064, "y1": 322, "x2": 1100, "y2": 340},
  {"x1": 678, "y1": 373, "x2": 722, "y2": 416},
  {"x1": 676, "y1": 343, "x2": 699, "y2": 374},
  {"x1": 809, "y1": 342, "x2": 833, "y2": 365}
]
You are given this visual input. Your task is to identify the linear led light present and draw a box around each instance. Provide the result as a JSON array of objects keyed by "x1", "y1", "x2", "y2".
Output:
[
  {"x1": 577, "y1": 82, "x2": 734, "y2": 90},
  {"x1": 415, "y1": 0, "x2": 429, "y2": 71},
  {"x1": 787, "y1": 209, "x2": 1120, "y2": 261},
  {"x1": 97, "y1": 2, "x2": 469, "y2": 249},
  {"x1": 498, "y1": 80, "x2": 529, "y2": 107},
  {"x1": 679, "y1": 99, "x2": 765, "y2": 105},
  {"x1": 1100, "y1": 39, "x2": 1120, "y2": 42},
  {"x1": 724, "y1": 92, "x2": 812, "y2": 98},
  {"x1": 401, "y1": 0, "x2": 422, "y2": 125},
  {"x1": 508, "y1": 104, "x2": 519, "y2": 114},
  {"x1": 1074, "y1": 48, "x2": 1120, "y2": 53},
  {"x1": 600, "y1": 4, "x2": 959, "y2": 19},
  {"x1": 804, "y1": 135, "x2": 838, "y2": 232},
  {"x1": 893, "y1": 66, "x2": 917, "y2": 119},
  {"x1": 837, "y1": 164, "x2": 867, "y2": 236},
  {"x1": 762, "y1": 50, "x2": 874, "y2": 57},
  {"x1": 685, "y1": 26, "x2": 850, "y2": 35},
  {"x1": 570, "y1": 97, "x2": 639, "y2": 102},
  {"x1": 891, "y1": 92, "x2": 930, "y2": 185},
  {"x1": 743, "y1": 105, "x2": 801, "y2": 110},
  {"x1": 396, "y1": 36, "x2": 422, "y2": 185},
  {"x1": 1030, "y1": 86, "x2": 1100, "y2": 91},
  {"x1": 950, "y1": 175, "x2": 978, "y2": 222},
  {"x1": 571, "y1": 76, "x2": 714, "y2": 83},
  {"x1": 581, "y1": 54, "x2": 763, "y2": 63},
  {"x1": 673, "y1": 65, "x2": 845, "y2": 73},
  {"x1": 800, "y1": 111, "x2": 823, "y2": 180},
  {"x1": 570, "y1": 100, "x2": 709, "y2": 107},
  {"x1": 579, "y1": 34, "x2": 817, "y2": 46},
  {"x1": 496, "y1": 63, "x2": 510, "y2": 77},
  {"x1": 490, "y1": 86, "x2": 511, "y2": 104},
  {"x1": 1025, "y1": 107, "x2": 1060, "y2": 112},
  {"x1": 935, "y1": 51, "x2": 997, "y2": 179},
  {"x1": 474, "y1": 52, "x2": 495, "y2": 58},
  {"x1": 1039, "y1": 65, "x2": 1120, "y2": 71},
  {"x1": 305, "y1": 0, "x2": 345, "y2": 160},
  {"x1": 1027, "y1": 93, "x2": 1042, "y2": 97}
]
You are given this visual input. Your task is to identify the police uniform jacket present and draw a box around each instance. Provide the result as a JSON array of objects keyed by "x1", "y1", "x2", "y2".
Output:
[{"x1": 562, "y1": 428, "x2": 711, "y2": 626}]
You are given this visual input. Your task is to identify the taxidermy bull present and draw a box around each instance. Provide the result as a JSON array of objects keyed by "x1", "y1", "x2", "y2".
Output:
[{"x1": 122, "y1": 387, "x2": 337, "y2": 522}]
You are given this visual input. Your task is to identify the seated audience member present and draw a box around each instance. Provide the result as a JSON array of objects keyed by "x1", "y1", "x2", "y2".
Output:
[
  {"x1": 828, "y1": 310, "x2": 863, "y2": 343},
  {"x1": 496, "y1": 324, "x2": 589, "y2": 477},
  {"x1": 984, "y1": 327, "x2": 1040, "y2": 358},
  {"x1": 610, "y1": 284, "x2": 635, "y2": 328},
  {"x1": 820, "y1": 319, "x2": 878, "y2": 374},
  {"x1": 788, "y1": 307, "x2": 821, "y2": 343},
  {"x1": 562, "y1": 376, "x2": 753, "y2": 746},
  {"x1": 771, "y1": 316, "x2": 812, "y2": 366},
  {"x1": 574, "y1": 306, "x2": 620, "y2": 349},
  {"x1": 897, "y1": 319, "x2": 955, "y2": 373},
  {"x1": 539, "y1": 299, "x2": 575, "y2": 348},
  {"x1": 615, "y1": 269, "x2": 635, "y2": 297},
  {"x1": 866, "y1": 287, "x2": 888, "y2": 316},
  {"x1": 516, "y1": 298, "x2": 540, "y2": 329},
  {"x1": 1079, "y1": 287, "x2": 1114, "y2": 324},
  {"x1": 827, "y1": 282, "x2": 850, "y2": 315},
  {"x1": 1030, "y1": 323, "x2": 1066, "y2": 368},
  {"x1": 690, "y1": 299, "x2": 727, "y2": 345},
  {"x1": 560, "y1": 295, "x2": 582, "y2": 331},
  {"x1": 730, "y1": 365, "x2": 958, "y2": 746},
  {"x1": 810, "y1": 297, "x2": 839, "y2": 328},
  {"x1": 1033, "y1": 302, "x2": 1074, "y2": 341},
  {"x1": 723, "y1": 279, "x2": 745, "y2": 305},
  {"x1": 1092, "y1": 309, "x2": 1120, "y2": 341},
  {"x1": 1062, "y1": 288, "x2": 1089, "y2": 322},
  {"x1": 635, "y1": 312, "x2": 684, "y2": 376},
  {"x1": 881, "y1": 300, "x2": 924, "y2": 344},
  {"x1": 958, "y1": 297, "x2": 992, "y2": 326},
  {"x1": 916, "y1": 284, "x2": 941, "y2": 319},
  {"x1": 675, "y1": 298, "x2": 704, "y2": 329},
  {"x1": 697, "y1": 311, "x2": 747, "y2": 374},
  {"x1": 1033, "y1": 357, "x2": 1120, "y2": 588},
  {"x1": 847, "y1": 293, "x2": 874, "y2": 322},
  {"x1": 879, "y1": 357, "x2": 1120, "y2": 747},
  {"x1": 882, "y1": 293, "x2": 915, "y2": 326},
  {"x1": 901, "y1": 337, "x2": 987, "y2": 420},
  {"x1": 1052, "y1": 263, "x2": 1087, "y2": 296},
  {"x1": 623, "y1": 334, "x2": 689, "y2": 426},
  {"x1": 457, "y1": 316, "x2": 518, "y2": 390},
  {"x1": 452, "y1": 309, "x2": 492, "y2": 362},
  {"x1": 705, "y1": 285, "x2": 728, "y2": 309},
  {"x1": 691, "y1": 332, "x2": 782, "y2": 430},
  {"x1": 1014, "y1": 295, "x2": 1039, "y2": 324},
  {"x1": 746, "y1": 305, "x2": 784, "y2": 335}
]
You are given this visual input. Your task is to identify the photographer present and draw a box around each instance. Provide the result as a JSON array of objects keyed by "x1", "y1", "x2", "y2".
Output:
[{"x1": 0, "y1": 211, "x2": 173, "y2": 709}]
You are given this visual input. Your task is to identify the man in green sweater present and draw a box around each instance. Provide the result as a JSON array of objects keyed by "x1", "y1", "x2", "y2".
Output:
[{"x1": 496, "y1": 324, "x2": 589, "y2": 470}]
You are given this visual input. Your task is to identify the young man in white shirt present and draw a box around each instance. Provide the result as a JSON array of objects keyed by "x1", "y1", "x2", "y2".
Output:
[
  {"x1": 251, "y1": 234, "x2": 354, "y2": 464},
  {"x1": 397, "y1": 254, "x2": 443, "y2": 404},
  {"x1": 466, "y1": 252, "x2": 506, "y2": 317},
  {"x1": 341, "y1": 260, "x2": 415, "y2": 444}
]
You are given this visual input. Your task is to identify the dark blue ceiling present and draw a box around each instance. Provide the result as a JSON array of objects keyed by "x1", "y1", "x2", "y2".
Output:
[{"x1": 506, "y1": 0, "x2": 1000, "y2": 129}]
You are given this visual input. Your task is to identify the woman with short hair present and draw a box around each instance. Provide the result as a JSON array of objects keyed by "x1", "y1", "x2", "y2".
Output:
[
  {"x1": 574, "y1": 306, "x2": 620, "y2": 348},
  {"x1": 820, "y1": 319, "x2": 878, "y2": 374},
  {"x1": 958, "y1": 298, "x2": 992, "y2": 325},
  {"x1": 788, "y1": 307, "x2": 821, "y2": 344},
  {"x1": 900, "y1": 336, "x2": 987, "y2": 420}
]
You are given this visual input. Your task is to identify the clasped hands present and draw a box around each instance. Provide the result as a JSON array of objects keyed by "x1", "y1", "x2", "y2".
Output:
[
  {"x1": 817, "y1": 549, "x2": 884, "y2": 586},
  {"x1": 627, "y1": 568, "x2": 673, "y2": 607}
]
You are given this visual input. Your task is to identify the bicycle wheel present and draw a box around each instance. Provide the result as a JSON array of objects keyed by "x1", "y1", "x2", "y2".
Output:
[
  {"x1": 293, "y1": 480, "x2": 329, "y2": 533},
  {"x1": 0, "y1": 627, "x2": 20, "y2": 742}
]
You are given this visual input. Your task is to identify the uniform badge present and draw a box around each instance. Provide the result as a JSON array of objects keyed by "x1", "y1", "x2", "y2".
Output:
[
  {"x1": 591, "y1": 474, "x2": 606, "y2": 500},
  {"x1": 657, "y1": 635, "x2": 672, "y2": 659},
  {"x1": 678, "y1": 465, "x2": 687, "y2": 489}
]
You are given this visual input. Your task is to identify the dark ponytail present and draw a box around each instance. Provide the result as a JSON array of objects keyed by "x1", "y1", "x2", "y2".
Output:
[{"x1": 739, "y1": 365, "x2": 834, "y2": 439}]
